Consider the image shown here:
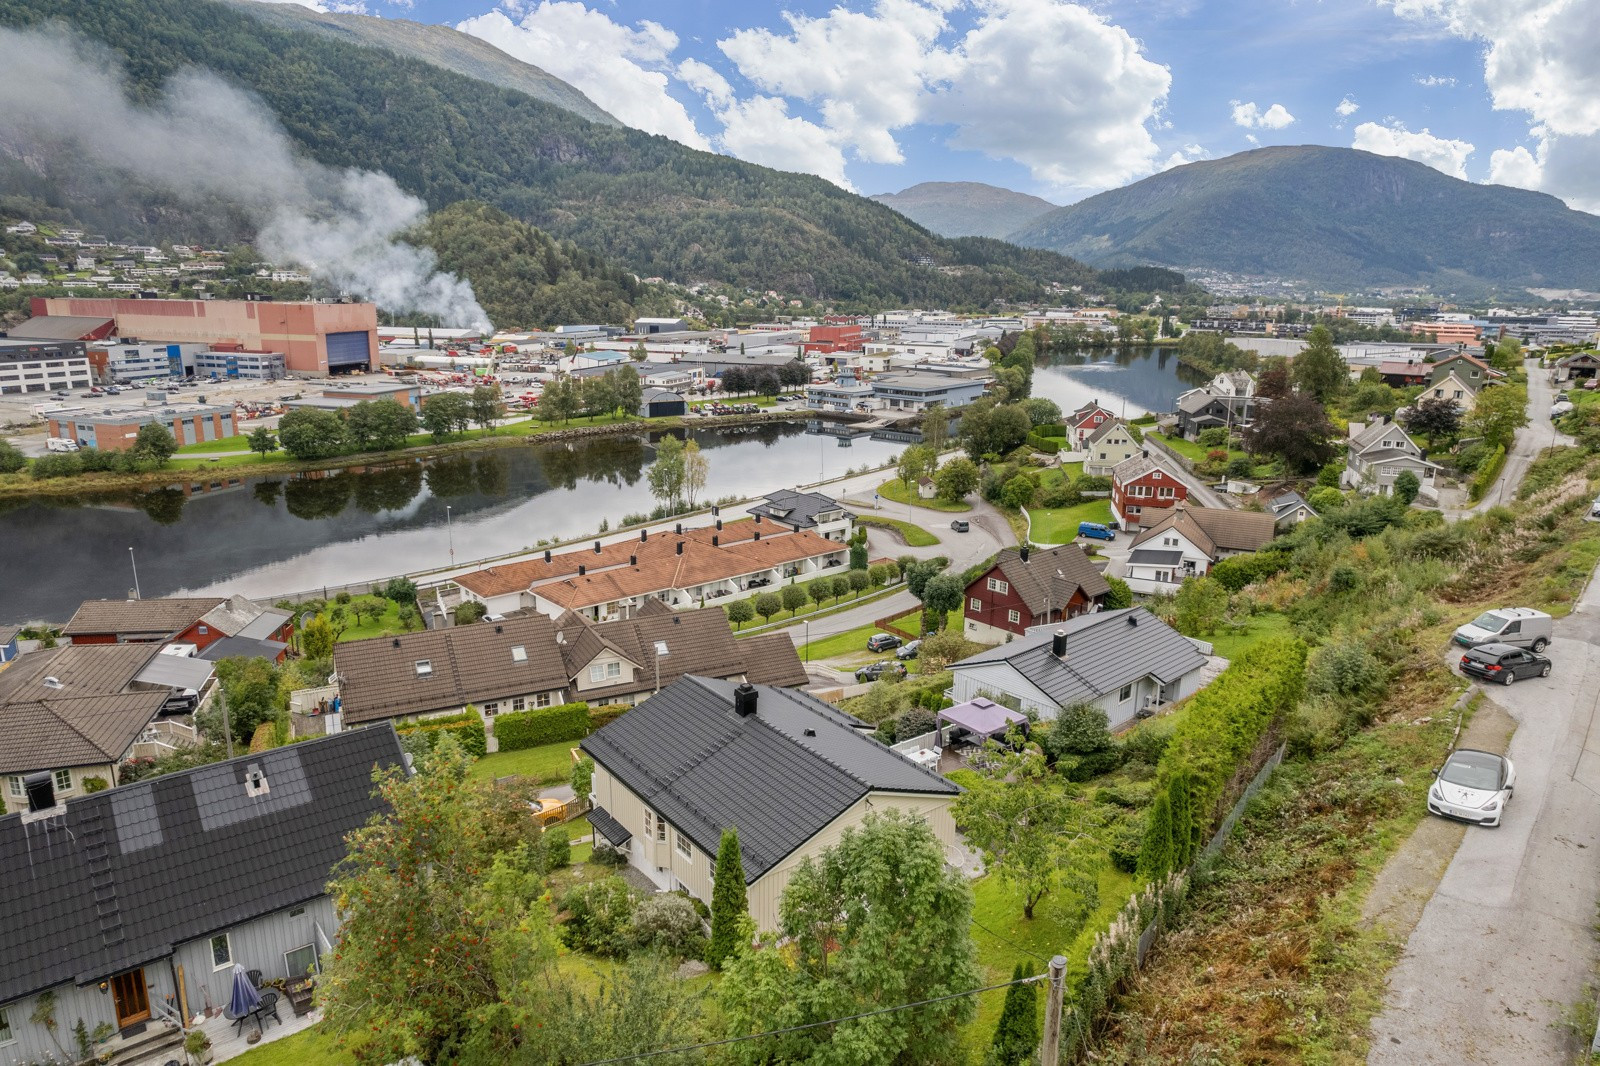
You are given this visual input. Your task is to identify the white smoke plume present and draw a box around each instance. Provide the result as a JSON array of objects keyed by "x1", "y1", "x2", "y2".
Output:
[{"x1": 0, "y1": 26, "x2": 491, "y2": 330}]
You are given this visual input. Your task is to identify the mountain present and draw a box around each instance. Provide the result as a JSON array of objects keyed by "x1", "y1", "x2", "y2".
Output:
[
  {"x1": 218, "y1": 0, "x2": 619, "y2": 128},
  {"x1": 1008, "y1": 145, "x2": 1600, "y2": 293},
  {"x1": 0, "y1": 0, "x2": 1109, "y2": 310},
  {"x1": 872, "y1": 181, "x2": 1058, "y2": 239}
]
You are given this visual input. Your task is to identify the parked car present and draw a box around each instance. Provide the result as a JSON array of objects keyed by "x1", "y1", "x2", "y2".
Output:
[
  {"x1": 950, "y1": 519, "x2": 970, "y2": 532},
  {"x1": 866, "y1": 633, "x2": 902, "y2": 653},
  {"x1": 896, "y1": 639, "x2": 922, "y2": 660},
  {"x1": 1551, "y1": 401, "x2": 1574, "y2": 418},
  {"x1": 1451, "y1": 607, "x2": 1552, "y2": 651},
  {"x1": 856, "y1": 660, "x2": 907, "y2": 682},
  {"x1": 1078, "y1": 521, "x2": 1117, "y2": 541},
  {"x1": 1428, "y1": 748, "x2": 1515, "y2": 827},
  {"x1": 1460, "y1": 642, "x2": 1552, "y2": 685},
  {"x1": 1591, "y1": 494, "x2": 1600, "y2": 519}
]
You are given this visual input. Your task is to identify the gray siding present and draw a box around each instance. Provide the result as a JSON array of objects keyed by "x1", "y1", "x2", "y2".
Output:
[{"x1": 1, "y1": 979, "x2": 129, "y2": 1064}]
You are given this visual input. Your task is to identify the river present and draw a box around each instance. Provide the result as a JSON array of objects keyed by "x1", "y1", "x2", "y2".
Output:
[{"x1": 2, "y1": 347, "x2": 1202, "y2": 622}]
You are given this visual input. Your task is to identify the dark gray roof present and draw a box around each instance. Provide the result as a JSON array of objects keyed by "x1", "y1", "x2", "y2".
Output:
[
  {"x1": 197, "y1": 635, "x2": 289, "y2": 662},
  {"x1": 1128, "y1": 549, "x2": 1184, "y2": 565},
  {"x1": 950, "y1": 608, "x2": 1208, "y2": 714},
  {"x1": 580, "y1": 677, "x2": 956, "y2": 882},
  {"x1": 588, "y1": 805, "x2": 632, "y2": 848},
  {"x1": 0, "y1": 726, "x2": 404, "y2": 1004},
  {"x1": 748, "y1": 489, "x2": 851, "y2": 530}
]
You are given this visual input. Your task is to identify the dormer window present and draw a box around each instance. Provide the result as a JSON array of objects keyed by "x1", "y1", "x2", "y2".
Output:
[{"x1": 415, "y1": 660, "x2": 433, "y2": 677}]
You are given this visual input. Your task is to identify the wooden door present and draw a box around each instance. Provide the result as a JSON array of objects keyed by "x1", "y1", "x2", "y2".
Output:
[{"x1": 110, "y1": 969, "x2": 150, "y2": 1029}]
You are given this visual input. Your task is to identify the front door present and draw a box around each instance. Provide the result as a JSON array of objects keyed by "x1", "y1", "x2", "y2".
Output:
[{"x1": 110, "y1": 969, "x2": 150, "y2": 1029}]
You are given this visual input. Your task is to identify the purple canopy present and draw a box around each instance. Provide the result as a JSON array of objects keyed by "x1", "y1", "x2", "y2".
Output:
[
  {"x1": 228, "y1": 964, "x2": 261, "y2": 1018},
  {"x1": 937, "y1": 697, "x2": 1026, "y2": 743}
]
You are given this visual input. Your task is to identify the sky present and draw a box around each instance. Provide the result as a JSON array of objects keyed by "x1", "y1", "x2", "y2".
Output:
[{"x1": 258, "y1": 0, "x2": 1600, "y2": 214}]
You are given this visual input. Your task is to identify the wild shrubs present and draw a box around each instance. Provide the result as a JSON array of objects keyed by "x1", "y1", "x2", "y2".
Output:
[
  {"x1": 558, "y1": 877, "x2": 639, "y2": 957},
  {"x1": 630, "y1": 895, "x2": 706, "y2": 959}
]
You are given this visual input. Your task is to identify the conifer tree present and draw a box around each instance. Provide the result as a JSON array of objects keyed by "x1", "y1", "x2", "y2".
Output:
[
  {"x1": 991, "y1": 961, "x2": 1039, "y2": 1065},
  {"x1": 707, "y1": 827, "x2": 748, "y2": 969},
  {"x1": 1137, "y1": 792, "x2": 1175, "y2": 880}
]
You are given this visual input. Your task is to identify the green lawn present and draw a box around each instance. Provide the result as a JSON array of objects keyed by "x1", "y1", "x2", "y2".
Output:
[
  {"x1": 857, "y1": 515, "x2": 940, "y2": 546},
  {"x1": 569, "y1": 817, "x2": 594, "y2": 864},
  {"x1": 316, "y1": 600, "x2": 416, "y2": 644},
  {"x1": 175, "y1": 434, "x2": 254, "y2": 455},
  {"x1": 1025, "y1": 498, "x2": 1113, "y2": 545},
  {"x1": 1037, "y1": 462, "x2": 1085, "y2": 488},
  {"x1": 797, "y1": 620, "x2": 896, "y2": 662},
  {"x1": 876, "y1": 478, "x2": 971, "y2": 512},
  {"x1": 469, "y1": 740, "x2": 580, "y2": 785},
  {"x1": 888, "y1": 607, "x2": 962, "y2": 637},
  {"x1": 225, "y1": 1024, "x2": 354, "y2": 1066},
  {"x1": 1203, "y1": 611, "x2": 1293, "y2": 661},
  {"x1": 732, "y1": 583, "x2": 906, "y2": 636}
]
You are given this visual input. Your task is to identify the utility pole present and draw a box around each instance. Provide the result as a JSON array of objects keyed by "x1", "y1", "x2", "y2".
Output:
[
  {"x1": 1041, "y1": 953, "x2": 1066, "y2": 1066},
  {"x1": 219, "y1": 684, "x2": 234, "y2": 760}
]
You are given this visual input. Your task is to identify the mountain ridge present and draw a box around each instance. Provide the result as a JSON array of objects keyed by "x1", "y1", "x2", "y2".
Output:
[
  {"x1": 1007, "y1": 145, "x2": 1600, "y2": 293},
  {"x1": 871, "y1": 181, "x2": 1058, "y2": 239}
]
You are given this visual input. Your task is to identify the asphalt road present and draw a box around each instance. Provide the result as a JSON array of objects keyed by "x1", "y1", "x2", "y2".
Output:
[
  {"x1": 1368, "y1": 564, "x2": 1600, "y2": 1064},
  {"x1": 1446, "y1": 357, "x2": 1572, "y2": 517}
]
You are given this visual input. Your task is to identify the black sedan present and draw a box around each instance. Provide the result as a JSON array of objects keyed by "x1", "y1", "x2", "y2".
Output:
[
  {"x1": 855, "y1": 660, "x2": 907, "y2": 683},
  {"x1": 1459, "y1": 642, "x2": 1552, "y2": 686}
]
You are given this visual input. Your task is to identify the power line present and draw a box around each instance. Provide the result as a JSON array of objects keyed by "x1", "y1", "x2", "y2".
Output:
[
  {"x1": 970, "y1": 917, "x2": 1052, "y2": 965},
  {"x1": 573, "y1": 973, "x2": 1047, "y2": 1066}
]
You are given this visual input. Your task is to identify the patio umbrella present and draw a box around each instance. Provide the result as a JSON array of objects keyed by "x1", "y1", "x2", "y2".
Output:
[{"x1": 228, "y1": 965, "x2": 261, "y2": 1018}]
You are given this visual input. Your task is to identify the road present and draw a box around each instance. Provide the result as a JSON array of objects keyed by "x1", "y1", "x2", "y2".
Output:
[
  {"x1": 1445, "y1": 357, "x2": 1572, "y2": 517},
  {"x1": 1368, "y1": 562, "x2": 1600, "y2": 1064}
]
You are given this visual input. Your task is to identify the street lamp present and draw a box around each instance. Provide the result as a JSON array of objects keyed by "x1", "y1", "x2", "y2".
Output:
[
  {"x1": 446, "y1": 504, "x2": 455, "y2": 567},
  {"x1": 803, "y1": 619, "x2": 810, "y2": 663},
  {"x1": 128, "y1": 547, "x2": 141, "y2": 600}
]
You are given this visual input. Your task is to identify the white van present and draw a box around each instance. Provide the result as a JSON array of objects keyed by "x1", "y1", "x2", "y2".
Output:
[
  {"x1": 1452, "y1": 607, "x2": 1553, "y2": 652},
  {"x1": 45, "y1": 437, "x2": 80, "y2": 453}
]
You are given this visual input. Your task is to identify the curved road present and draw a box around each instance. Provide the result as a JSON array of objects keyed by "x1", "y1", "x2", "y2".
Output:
[{"x1": 1445, "y1": 357, "x2": 1572, "y2": 518}]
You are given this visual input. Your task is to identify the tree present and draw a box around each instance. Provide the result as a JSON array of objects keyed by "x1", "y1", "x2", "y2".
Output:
[
  {"x1": 1137, "y1": 791, "x2": 1175, "y2": 879},
  {"x1": 897, "y1": 444, "x2": 937, "y2": 497},
  {"x1": 707, "y1": 828, "x2": 748, "y2": 970},
  {"x1": 571, "y1": 756, "x2": 595, "y2": 807},
  {"x1": 1466, "y1": 384, "x2": 1529, "y2": 449},
  {"x1": 1404, "y1": 396, "x2": 1462, "y2": 440},
  {"x1": 830, "y1": 574, "x2": 851, "y2": 601},
  {"x1": 580, "y1": 374, "x2": 617, "y2": 420},
  {"x1": 647, "y1": 435, "x2": 687, "y2": 509},
  {"x1": 905, "y1": 559, "x2": 940, "y2": 600},
  {"x1": 933, "y1": 457, "x2": 979, "y2": 502},
  {"x1": 681, "y1": 439, "x2": 708, "y2": 507},
  {"x1": 1001, "y1": 473, "x2": 1036, "y2": 510},
  {"x1": 630, "y1": 340, "x2": 648, "y2": 362},
  {"x1": 922, "y1": 404, "x2": 949, "y2": 451},
  {"x1": 991, "y1": 962, "x2": 1039, "y2": 1066},
  {"x1": 0, "y1": 438, "x2": 25, "y2": 473},
  {"x1": 1244, "y1": 390, "x2": 1338, "y2": 473},
  {"x1": 1309, "y1": 485, "x2": 1346, "y2": 512},
  {"x1": 920, "y1": 573, "x2": 964, "y2": 628},
  {"x1": 421, "y1": 392, "x2": 472, "y2": 441},
  {"x1": 1173, "y1": 576, "x2": 1228, "y2": 637},
  {"x1": 1292, "y1": 325, "x2": 1347, "y2": 403},
  {"x1": 1393, "y1": 468, "x2": 1421, "y2": 505},
  {"x1": 381, "y1": 576, "x2": 419, "y2": 605},
  {"x1": 131, "y1": 422, "x2": 177, "y2": 467},
  {"x1": 300, "y1": 615, "x2": 334, "y2": 660},
  {"x1": 726, "y1": 598, "x2": 755, "y2": 629},
  {"x1": 753, "y1": 592, "x2": 782, "y2": 623},
  {"x1": 470, "y1": 384, "x2": 503, "y2": 432},
  {"x1": 847, "y1": 568, "x2": 870, "y2": 595},
  {"x1": 1167, "y1": 771, "x2": 1196, "y2": 867},
  {"x1": 719, "y1": 811, "x2": 979, "y2": 1062},
  {"x1": 1256, "y1": 359, "x2": 1292, "y2": 401},
  {"x1": 540, "y1": 376, "x2": 580, "y2": 424},
  {"x1": 455, "y1": 600, "x2": 487, "y2": 625},
  {"x1": 245, "y1": 426, "x2": 277, "y2": 458},
  {"x1": 277, "y1": 408, "x2": 347, "y2": 461},
  {"x1": 807, "y1": 577, "x2": 832, "y2": 609},
  {"x1": 610, "y1": 365, "x2": 644, "y2": 417},
  {"x1": 954, "y1": 744, "x2": 1088, "y2": 919},
  {"x1": 1040, "y1": 702, "x2": 1120, "y2": 781},
  {"x1": 208, "y1": 656, "x2": 285, "y2": 741},
  {"x1": 780, "y1": 583, "x2": 809, "y2": 614},
  {"x1": 1104, "y1": 574, "x2": 1134, "y2": 609},
  {"x1": 1021, "y1": 396, "x2": 1061, "y2": 427},
  {"x1": 346, "y1": 399, "x2": 418, "y2": 451}
]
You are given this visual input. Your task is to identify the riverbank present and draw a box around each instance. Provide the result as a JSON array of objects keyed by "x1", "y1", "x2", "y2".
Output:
[{"x1": 0, "y1": 409, "x2": 869, "y2": 500}]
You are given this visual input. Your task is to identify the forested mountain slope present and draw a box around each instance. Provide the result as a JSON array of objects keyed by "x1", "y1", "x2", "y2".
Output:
[{"x1": 872, "y1": 182, "x2": 1058, "y2": 239}]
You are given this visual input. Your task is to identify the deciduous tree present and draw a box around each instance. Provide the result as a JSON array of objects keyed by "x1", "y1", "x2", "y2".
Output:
[
  {"x1": 1244, "y1": 390, "x2": 1338, "y2": 473},
  {"x1": 934, "y1": 457, "x2": 979, "y2": 502},
  {"x1": 421, "y1": 392, "x2": 472, "y2": 441},
  {"x1": 681, "y1": 439, "x2": 708, "y2": 507},
  {"x1": 277, "y1": 408, "x2": 347, "y2": 460},
  {"x1": 469, "y1": 384, "x2": 503, "y2": 432},
  {"x1": 245, "y1": 426, "x2": 277, "y2": 457},
  {"x1": 1465, "y1": 384, "x2": 1529, "y2": 450},
  {"x1": 646, "y1": 435, "x2": 686, "y2": 509},
  {"x1": 131, "y1": 422, "x2": 177, "y2": 467},
  {"x1": 780, "y1": 583, "x2": 809, "y2": 614},
  {"x1": 753, "y1": 592, "x2": 781, "y2": 623},
  {"x1": 726, "y1": 598, "x2": 754, "y2": 629},
  {"x1": 1173, "y1": 575, "x2": 1227, "y2": 637},
  {"x1": 1403, "y1": 396, "x2": 1461, "y2": 440},
  {"x1": 1292, "y1": 325, "x2": 1346, "y2": 403}
]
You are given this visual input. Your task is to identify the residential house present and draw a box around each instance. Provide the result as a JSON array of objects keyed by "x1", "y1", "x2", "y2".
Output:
[
  {"x1": 1556, "y1": 352, "x2": 1600, "y2": 381},
  {"x1": 1419, "y1": 369, "x2": 1480, "y2": 412},
  {"x1": 1123, "y1": 505, "x2": 1277, "y2": 594},
  {"x1": 1081, "y1": 419, "x2": 1141, "y2": 477},
  {"x1": 1066, "y1": 401, "x2": 1117, "y2": 446},
  {"x1": 1428, "y1": 352, "x2": 1502, "y2": 390},
  {"x1": 1269, "y1": 492, "x2": 1318, "y2": 529},
  {"x1": 454, "y1": 520, "x2": 848, "y2": 621},
  {"x1": 746, "y1": 490, "x2": 856, "y2": 542},
  {"x1": 962, "y1": 543, "x2": 1110, "y2": 643},
  {"x1": 582, "y1": 677, "x2": 960, "y2": 931},
  {"x1": 1207, "y1": 370, "x2": 1256, "y2": 397},
  {"x1": 63, "y1": 597, "x2": 228, "y2": 646},
  {"x1": 1341, "y1": 417, "x2": 1441, "y2": 499},
  {"x1": 331, "y1": 603, "x2": 807, "y2": 733},
  {"x1": 0, "y1": 728, "x2": 404, "y2": 1061},
  {"x1": 1110, "y1": 453, "x2": 1188, "y2": 530},
  {"x1": 3, "y1": 221, "x2": 36, "y2": 235},
  {"x1": 1172, "y1": 391, "x2": 1257, "y2": 440},
  {"x1": 0, "y1": 626, "x2": 18, "y2": 664},
  {"x1": 1376, "y1": 359, "x2": 1432, "y2": 388},
  {"x1": 949, "y1": 609, "x2": 1210, "y2": 731}
]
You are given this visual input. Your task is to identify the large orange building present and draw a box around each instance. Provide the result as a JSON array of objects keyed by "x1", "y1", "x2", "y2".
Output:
[{"x1": 29, "y1": 297, "x2": 378, "y2": 376}]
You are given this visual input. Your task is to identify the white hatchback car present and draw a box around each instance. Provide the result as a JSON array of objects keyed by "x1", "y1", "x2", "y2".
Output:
[{"x1": 1428, "y1": 748, "x2": 1516, "y2": 828}]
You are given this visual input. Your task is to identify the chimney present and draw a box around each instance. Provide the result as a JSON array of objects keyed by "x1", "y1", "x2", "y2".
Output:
[
  {"x1": 754, "y1": 514, "x2": 762, "y2": 524},
  {"x1": 641, "y1": 529, "x2": 648, "y2": 542},
  {"x1": 1019, "y1": 544, "x2": 1030, "y2": 563},
  {"x1": 716, "y1": 519, "x2": 723, "y2": 531},
  {"x1": 712, "y1": 535, "x2": 719, "y2": 546},
  {"x1": 734, "y1": 682, "x2": 759, "y2": 717},
  {"x1": 630, "y1": 554, "x2": 637, "y2": 566},
  {"x1": 494, "y1": 625, "x2": 503, "y2": 634},
  {"x1": 391, "y1": 639, "x2": 400, "y2": 648},
  {"x1": 594, "y1": 541, "x2": 602, "y2": 553},
  {"x1": 712, "y1": 505, "x2": 720, "y2": 516},
  {"x1": 676, "y1": 541, "x2": 684, "y2": 555},
  {"x1": 23, "y1": 771, "x2": 54, "y2": 813},
  {"x1": 578, "y1": 564, "x2": 586, "y2": 576},
  {"x1": 544, "y1": 549, "x2": 552, "y2": 563},
  {"x1": 1051, "y1": 629, "x2": 1067, "y2": 659},
  {"x1": 753, "y1": 531, "x2": 761, "y2": 541},
  {"x1": 675, "y1": 523, "x2": 683, "y2": 534}
]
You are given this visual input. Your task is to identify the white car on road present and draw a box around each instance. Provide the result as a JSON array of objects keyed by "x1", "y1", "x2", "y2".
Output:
[{"x1": 1428, "y1": 748, "x2": 1516, "y2": 828}]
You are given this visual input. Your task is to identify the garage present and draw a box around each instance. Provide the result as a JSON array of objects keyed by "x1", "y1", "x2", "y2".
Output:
[
  {"x1": 324, "y1": 330, "x2": 373, "y2": 373},
  {"x1": 638, "y1": 387, "x2": 687, "y2": 418}
]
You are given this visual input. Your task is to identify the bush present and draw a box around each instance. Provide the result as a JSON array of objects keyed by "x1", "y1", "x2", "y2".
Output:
[
  {"x1": 1077, "y1": 474, "x2": 1111, "y2": 492},
  {"x1": 1308, "y1": 486, "x2": 1345, "y2": 512},
  {"x1": 1038, "y1": 480, "x2": 1080, "y2": 508},
  {"x1": 1468, "y1": 445, "x2": 1507, "y2": 502},
  {"x1": 1103, "y1": 575, "x2": 1134, "y2": 609},
  {"x1": 453, "y1": 600, "x2": 487, "y2": 625},
  {"x1": 82, "y1": 776, "x2": 109, "y2": 794},
  {"x1": 31, "y1": 452, "x2": 83, "y2": 479},
  {"x1": 539, "y1": 826, "x2": 571, "y2": 871},
  {"x1": 1026, "y1": 433, "x2": 1061, "y2": 454},
  {"x1": 1196, "y1": 427, "x2": 1229, "y2": 448},
  {"x1": 629, "y1": 894, "x2": 706, "y2": 959},
  {"x1": 1107, "y1": 814, "x2": 1143, "y2": 874},
  {"x1": 1306, "y1": 640, "x2": 1387, "y2": 700},
  {"x1": 892, "y1": 706, "x2": 938, "y2": 742},
  {"x1": 1119, "y1": 720, "x2": 1172, "y2": 766},
  {"x1": 588, "y1": 703, "x2": 630, "y2": 729},
  {"x1": 494, "y1": 701, "x2": 590, "y2": 751},
  {"x1": 1453, "y1": 440, "x2": 1488, "y2": 475},
  {"x1": 559, "y1": 877, "x2": 639, "y2": 957},
  {"x1": 395, "y1": 712, "x2": 488, "y2": 759}
]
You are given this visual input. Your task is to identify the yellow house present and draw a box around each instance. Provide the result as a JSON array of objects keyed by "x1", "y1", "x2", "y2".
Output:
[{"x1": 581, "y1": 677, "x2": 961, "y2": 931}]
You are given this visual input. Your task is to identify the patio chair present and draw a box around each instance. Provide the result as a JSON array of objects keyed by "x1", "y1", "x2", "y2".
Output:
[
  {"x1": 247, "y1": 969, "x2": 263, "y2": 989},
  {"x1": 258, "y1": 990, "x2": 282, "y2": 1027}
]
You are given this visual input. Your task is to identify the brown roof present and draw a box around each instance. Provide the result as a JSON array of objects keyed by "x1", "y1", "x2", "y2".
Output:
[
  {"x1": 334, "y1": 615, "x2": 569, "y2": 725},
  {"x1": 0, "y1": 643, "x2": 160, "y2": 703},
  {"x1": 989, "y1": 544, "x2": 1111, "y2": 616},
  {"x1": 0, "y1": 691, "x2": 169, "y2": 774},
  {"x1": 61, "y1": 597, "x2": 226, "y2": 638},
  {"x1": 1131, "y1": 505, "x2": 1278, "y2": 557},
  {"x1": 740, "y1": 633, "x2": 812, "y2": 688}
]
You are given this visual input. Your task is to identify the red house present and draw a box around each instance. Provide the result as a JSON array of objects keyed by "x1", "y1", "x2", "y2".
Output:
[
  {"x1": 1111, "y1": 454, "x2": 1188, "y2": 530},
  {"x1": 1067, "y1": 401, "x2": 1117, "y2": 446},
  {"x1": 61, "y1": 594, "x2": 294, "y2": 662},
  {"x1": 962, "y1": 544, "x2": 1110, "y2": 643}
]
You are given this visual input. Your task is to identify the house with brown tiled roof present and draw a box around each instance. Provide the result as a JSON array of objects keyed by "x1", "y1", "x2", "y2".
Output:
[
  {"x1": 62, "y1": 597, "x2": 226, "y2": 645},
  {"x1": 455, "y1": 519, "x2": 849, "y2": 621},
  {"x1": 962, "y1": 543, "x2": 1110, "y2": 643},
  {"x1": 1123, "y1": 504, "x2": 1278, "y2": 594}
]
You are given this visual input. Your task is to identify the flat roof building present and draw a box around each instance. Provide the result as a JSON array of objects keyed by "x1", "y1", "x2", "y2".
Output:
[
  {"x1": 869, "y1": 371, "x2": 989, "y2": 411},
  {"x1": 0, "y1": 339, "x2": 93, "y2": 395},
  {"x1": 48, "y1": 402, "x2": 239, "y2": 452}
]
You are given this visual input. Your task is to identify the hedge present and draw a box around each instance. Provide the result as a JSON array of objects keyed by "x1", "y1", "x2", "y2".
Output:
[
  {"x1": 1034, "y1": 423, "x2": 1067, "y2": 438},
  {"x1": 397, "y1": 711, "x2": 488, "y2": 759},
  {"x1": 494, "y1": 701, "x2": 591, "y2": 751},
  {"x1": 589, "y1": 703, "x2": 631, "y2": 729},
  {"x1": 1027, "y1": 433, "x2": 1062, "y2": 454},
  {"x1": 1154, "y1": 635, "x2": 1306, "y2": 832},
  {"x1": 1468, "y1": 444, "x2": 1507, "y2": 502}
]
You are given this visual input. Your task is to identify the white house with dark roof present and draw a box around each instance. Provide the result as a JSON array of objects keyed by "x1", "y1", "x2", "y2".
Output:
[
  {"x1": 581, "y1": 676, "x2": 960, "y2": 931},
  {"x1": 1269, "y1": 492, "x2": 1318, "y2": 529},
  {"x1": 1081, "y1": 418, "x2": 1141, "y2": 477},
  {"x1": 1341, "y1": 416, "x2": 1440, "y2": 500}
]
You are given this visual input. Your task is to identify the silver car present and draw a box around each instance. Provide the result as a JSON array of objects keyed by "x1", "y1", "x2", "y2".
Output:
[{"x1": 1428, "y1": 748, "x2": 1516, "y2": 828}]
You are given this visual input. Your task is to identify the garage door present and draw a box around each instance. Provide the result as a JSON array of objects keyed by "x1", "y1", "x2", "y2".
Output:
[{"x1": 325, "y1": 331, "x2": 372, "y2": 368}]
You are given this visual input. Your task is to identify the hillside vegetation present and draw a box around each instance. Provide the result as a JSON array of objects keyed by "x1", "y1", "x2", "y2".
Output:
[
  {"x1": 872, "y1": 181, "x2": 1058, "y2": 239},
  {"x1": 1009, "y1": 145, "x2": 1600, "y2": 293}
]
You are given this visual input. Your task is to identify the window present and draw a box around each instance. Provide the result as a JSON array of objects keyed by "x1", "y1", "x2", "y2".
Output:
[
  {"x1": 285, "y1": 944, "x2": 319, "y2": 978},
  {"x1": 970, "y1": 597, "x2": 982, "y2": 611},
  {"x1": 1158, "y1": 487, "x2": 1175, "y2": 499},
  {"x1": 986, "y1": 578, "x2": 1009, "y2": 594},
  {"x1": 6, "y1": 776, "x2": 21, "y2": 798},
  {"x1": 0, "y1": 1006, "x2": 10, "y2": 1045},
  {"x1": 644, "y1": 810, "x2": 654, "y2": 839},
  {"x1": 511, "y1": 645, "x2": 527, "y2": 663},
  {"x1": 483, "y1": 702, "x2": 499, "y2": 716},
  {"x1": 53, "y1": 769, "x2": 72, "y2": 794},
  {"x1": 210, "y1": 933, "x2": 232, "y2": 970},
  {"x1": 197, "y1": 625, "x2": 208, "y2": 635},
  {"x1": 676, "y1": 831, "x2": 693, "y2": 859},
  {"x1": 415, "y1": 660, "x2": 433, "y2": 677},
  {"x1": 589, "y1": 661, "x2": 622, "y2": 683},
  {"x1": 1008, "y1": 610, "x2": 1021, "y2": 624},
  {"x1": 512, "y1": 697, "x2": 526, "y2": 711},
  {"x1": 1153, "y1": 471, "x2": 1163, "y2": 480},
  {"x1": 536, "y1": 693, "x2": 553, "y2": 708},
  {"x1": 1119, "y1": 684, "x2": 1133, "y2": 702}
]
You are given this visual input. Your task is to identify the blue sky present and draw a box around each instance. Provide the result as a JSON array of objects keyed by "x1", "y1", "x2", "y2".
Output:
[{"x1": 271, "y1": 0, "x2": 1600, "y2": 213}]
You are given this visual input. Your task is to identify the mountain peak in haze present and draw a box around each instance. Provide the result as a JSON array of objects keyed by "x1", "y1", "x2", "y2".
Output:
[
  {"x1": 872, "y1": 181, "x2": 1058, "y2": 240},
  {"x1": 1008, "y1": 145, "x2": 1600, "y2": 293}
]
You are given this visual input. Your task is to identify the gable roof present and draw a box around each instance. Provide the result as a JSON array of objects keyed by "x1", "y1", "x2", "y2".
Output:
[
  {"x1": 0, "y1": 726, "x2": 405, "y2": 1004},
  {"x1": 1111, "y1": 453, "x2": 1166, "y2": 484},
  {"x1": 0, "y1": 691, "x2": 169, "y2": 775},
  {"x1": 1068, "y1": 401, "x2": 1114, "y2": 427},
  {"x1": 1082, "y1": 418, "x2": 1133, "y2": 447},
  {"x1": 1349, "y1": 418, "x2": 1418, "y2": 454},
  {"x1": 196, "y1": 595, "x2": 291, "y2": 640},
  {"x1": 581, "y1": 677, "x2": 956, "y2": 881},
  {"x1": 1270, "y1": 492, "x2": 1315, "y2": 518},
  {"x1": 989, "y1": 545, "x2": 1110, "y2": 615},
  {"x1": 62, "y1": 597, "x2": 226, "y2": 638},
  {"x1": 1130, "y1": 505, "x2": 1277, "y2": 556},
  {"x1": 950, "y1": 608, "x2": 1208, "y2": 715}
]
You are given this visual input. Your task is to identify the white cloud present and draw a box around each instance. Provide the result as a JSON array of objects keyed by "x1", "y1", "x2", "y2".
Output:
[
  {"x1": 676, "y1": 58, "x2": 732, "y2": 109},
  {"x1": 457, "y1": 3, "x2": 708, "y2": 148},
  {"x1": 1488, "y1": 143, "x2": 1544, "y2": 188},
  {"x1": 1162, "y1": 143, "x2": 1209, "y2": 169},
  {"x1": 1352, "y1": 120, "x2": 1475, "y2": 178},
  {"x1": 1335, "y1": 96, "x2": 1360, "y2": 117},
  {"x1": 1414, "y1": 74, "x2": 1457, "y2": 87},
  {"x1": 1230, "y1": 100, "x2": 1295, "y2": 129},
  {"x1": 713, "y1": 97, "x2": 854, "y2": 190}
]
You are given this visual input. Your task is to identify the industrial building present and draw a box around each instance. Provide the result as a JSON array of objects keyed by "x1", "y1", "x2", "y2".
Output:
[
  {"x1": 48, "y1": 402, "x2": 239, "y2": 451},
  {"x1": 0, "y1": 339, "x2": 93, "y2": 395}
]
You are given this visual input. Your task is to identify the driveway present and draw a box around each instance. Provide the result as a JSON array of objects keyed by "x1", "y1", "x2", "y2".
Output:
[
  {"x1": 1368, "y1": 565, "x2": 1600, "y2": 1064},
  {"x1": 1443, "y1": 357, "x2": 1572, "y2": 517}
]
